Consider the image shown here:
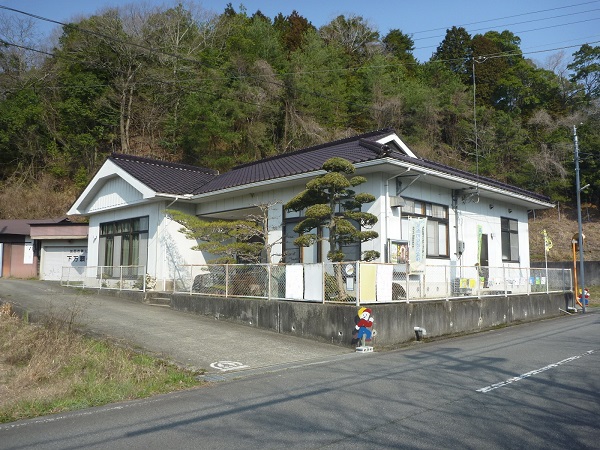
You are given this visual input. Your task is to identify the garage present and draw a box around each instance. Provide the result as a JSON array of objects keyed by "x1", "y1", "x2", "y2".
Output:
[{"x1": 40, "y1": 244, "x2": 87, "y2": 281}]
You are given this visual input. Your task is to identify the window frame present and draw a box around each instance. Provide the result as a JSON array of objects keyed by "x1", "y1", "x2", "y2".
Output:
[
  {"x1": 99, "y1": 216, "x2": 149, "y2": 272},
  {"x1": 501, "y1": 217, "x2": 519, "y2": 262},
  {"x1": 402, "y1": 198, "x2": 449, "y2": 258}
]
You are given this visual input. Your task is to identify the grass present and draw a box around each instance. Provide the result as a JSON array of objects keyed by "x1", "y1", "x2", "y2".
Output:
[
  {"x1": 0, "y1": 302, "x2": 202, "y2": 423},
  {"x1": 529, "y1": 206, "x2": 600, "y2": 262}
]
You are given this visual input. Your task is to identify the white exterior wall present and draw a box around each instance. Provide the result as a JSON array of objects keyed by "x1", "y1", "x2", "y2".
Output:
[
  {"x1": 380, "y1": 180, "x2": 532, "y2": 270},
  {"x1": 158, "y1": 202, "x2": 210, "y2": 282},
  {"x1": 88, "y1": 177, "x2": 145, "y2": 213},
  {"x1": 354, "y1": 172, "x2": 385, "y2": 260},
  {"x1": 456, "y1": 199, "x2": 530, "y2": 268}
]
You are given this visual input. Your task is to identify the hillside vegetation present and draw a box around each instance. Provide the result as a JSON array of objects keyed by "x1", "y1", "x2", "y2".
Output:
[
  {"x1": 0, "y1": 2, "x2": 599, "y2": 257},
  {"x1": 529, "y1": 204, "x2": 600, "y2": 263}
]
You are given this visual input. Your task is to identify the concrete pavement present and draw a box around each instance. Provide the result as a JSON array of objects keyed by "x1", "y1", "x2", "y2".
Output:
[{"x1": 0, "y1": 279, "x2": 353, "y2": 378}]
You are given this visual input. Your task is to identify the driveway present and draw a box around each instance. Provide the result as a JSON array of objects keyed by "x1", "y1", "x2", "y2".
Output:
[{"x1": 0, "y1": 279, "x2": 352, "y2": 377}]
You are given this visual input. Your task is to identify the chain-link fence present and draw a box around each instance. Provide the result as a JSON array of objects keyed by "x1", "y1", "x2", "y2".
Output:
[
  {"x1": 61, "y1": 265, "x2": 146, "y2": 291},
  {"x1": 61, "y1": 263, "x2": 572, "y2": 303},
  {"x1": 176, "y1": 264, "x2": 271, "y2": 298}
]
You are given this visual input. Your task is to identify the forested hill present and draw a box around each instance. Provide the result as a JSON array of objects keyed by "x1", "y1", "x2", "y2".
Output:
[{"x1": 0, "y1": 3, "x2": 599, "y2": 221}]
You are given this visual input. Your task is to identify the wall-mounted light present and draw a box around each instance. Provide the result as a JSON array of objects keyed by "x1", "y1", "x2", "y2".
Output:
[
  {"x1": 489, "y1": 204, "x2": 494, "y2": 209},
  {"x1": 508, "y1": 208, "x2": 512, "y2": 213}
]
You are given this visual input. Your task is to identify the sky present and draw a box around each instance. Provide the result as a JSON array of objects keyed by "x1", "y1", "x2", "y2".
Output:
[{"x1": 2, "y1": 0, "x2": 600, "y2": 66}]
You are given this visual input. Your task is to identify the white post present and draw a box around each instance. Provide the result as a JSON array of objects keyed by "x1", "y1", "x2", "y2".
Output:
[{"x1": 322, "y1": 263, "x2": 326, "y2": 304}]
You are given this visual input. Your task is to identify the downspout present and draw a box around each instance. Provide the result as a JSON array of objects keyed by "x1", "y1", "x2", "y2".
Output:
[{"x1": 384, "y1": 169, "x2": 411, "y2": 262}]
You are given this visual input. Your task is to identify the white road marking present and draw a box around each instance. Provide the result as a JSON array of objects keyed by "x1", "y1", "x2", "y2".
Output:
[
  {"x1": 210, "y1": 361, "x2": 249, "y2": 371},
  {"x1": 476, "y1": 350, "x2": 595, "y2": 393}
]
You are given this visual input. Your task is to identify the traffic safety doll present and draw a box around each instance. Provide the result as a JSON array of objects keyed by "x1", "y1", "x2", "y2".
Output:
[
  {"x1": 578, "y1": 288, "x2": 590, "y2": 307},
  {"x1": 351, "y1": 307, "x2": 374, "y2": 346}
]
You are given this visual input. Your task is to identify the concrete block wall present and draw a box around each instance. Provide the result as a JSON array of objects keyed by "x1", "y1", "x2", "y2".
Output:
[{"x1": 163, "y1": 291, "x2": 574, "y2": 347}]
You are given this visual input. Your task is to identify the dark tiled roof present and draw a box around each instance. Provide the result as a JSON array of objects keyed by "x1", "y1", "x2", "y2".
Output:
[
  {"x1": 0, "y1": 218, "x2": 69, "y2": 236},
  {"x1": 108, "y1": 130, "x2": 551, "y2": 205},
  {"x1": 390, "y1": 153, "x2": 552, "y2": 204},
  {"x1": 192, "y1": 128, "x2": 550, "y2": 204},
  {"x1": 194, "y1": 129, "x2": 396, "y2": 194},
  {"x1": 109, "y1": 154, "x2": 218, "y2": 196}
]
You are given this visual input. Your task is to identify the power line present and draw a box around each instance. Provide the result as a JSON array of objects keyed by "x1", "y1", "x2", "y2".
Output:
[
  {"x1": 0, "y1": 4, "x2": 207, "y2": 69},
  {"x1": 414, "y1": 12, "x2": 600, "y2": 43},
  {"x1": 410, "y1": 0, "x2": 600, "y2": 35}
]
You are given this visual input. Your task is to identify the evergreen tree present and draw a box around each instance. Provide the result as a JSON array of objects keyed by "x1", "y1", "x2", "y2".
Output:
[{"x1": 284, "y1": 157, "x2": 379, "y2": 262}]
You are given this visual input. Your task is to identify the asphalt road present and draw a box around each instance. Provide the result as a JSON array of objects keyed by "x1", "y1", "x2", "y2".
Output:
[{"x1": 1, "y1": 279, "x2": 599, "y2": 449}]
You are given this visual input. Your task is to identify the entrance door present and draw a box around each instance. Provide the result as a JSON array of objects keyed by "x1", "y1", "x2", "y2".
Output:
[{"x1": 480, "y1": 234, "x2": 489, "y2": 287}]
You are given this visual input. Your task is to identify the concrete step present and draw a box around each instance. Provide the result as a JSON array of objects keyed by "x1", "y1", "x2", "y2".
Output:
[{"x1": 145, "y1": 296, "x2": 171, "y2": 307}]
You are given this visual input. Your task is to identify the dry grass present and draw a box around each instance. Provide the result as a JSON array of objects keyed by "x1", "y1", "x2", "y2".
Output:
[
  {"x1": 529, "y1": 205, "x2": 600, "y2": 262},
  {"x1": 0, "y1": 303, "x2": 201, "y2": 423}
]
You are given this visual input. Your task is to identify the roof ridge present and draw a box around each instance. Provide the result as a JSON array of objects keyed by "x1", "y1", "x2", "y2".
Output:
[
  {"x1": 110, "y1": 153, "x2": 218, "y2": 175},
  {"x1": 230, "y1": 128, "x2": 396, "y2": 170}
]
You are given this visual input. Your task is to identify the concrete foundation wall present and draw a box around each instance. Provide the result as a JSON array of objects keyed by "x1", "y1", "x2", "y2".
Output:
[{"x1": 147, "y1": 291, "x2": 574, "y2": 347}]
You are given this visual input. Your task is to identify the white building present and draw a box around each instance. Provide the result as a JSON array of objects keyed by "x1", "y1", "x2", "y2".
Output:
[{"x1": 68, "y1": 129, "x2": 554, "y2": 293}]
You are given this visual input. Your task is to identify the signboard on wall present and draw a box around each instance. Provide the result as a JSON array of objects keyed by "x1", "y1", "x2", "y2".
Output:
[
  {"x1": 23, "y1": 240, "x2": 34, "y2": 264},
  {"x1": 388, "y1": 240, "x2": 409, "y2": 265}
]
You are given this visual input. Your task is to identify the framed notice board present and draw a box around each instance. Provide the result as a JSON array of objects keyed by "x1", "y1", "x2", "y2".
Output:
[{"x1": 388, "y1": 240, "x2": 409, "y2": 264}]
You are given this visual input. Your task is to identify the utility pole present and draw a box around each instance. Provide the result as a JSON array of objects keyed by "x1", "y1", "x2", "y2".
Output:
[{"x1": 573, "y1": 125, "x2": 586, "y2": 313}]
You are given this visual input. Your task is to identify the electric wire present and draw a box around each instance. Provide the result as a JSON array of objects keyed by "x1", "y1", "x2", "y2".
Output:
[{"x1": 409, "y1": 0, "x2": 600, "y2": 34}]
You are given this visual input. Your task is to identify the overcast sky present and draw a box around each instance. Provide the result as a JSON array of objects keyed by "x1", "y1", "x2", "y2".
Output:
[{"x1": 2, "y1": 0, "x2": 600, "y2": 65}]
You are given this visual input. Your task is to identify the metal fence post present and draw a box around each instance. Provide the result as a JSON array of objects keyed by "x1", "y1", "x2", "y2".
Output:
[
  {"x1": 225, "y1": 264, "x2": 229, "y2": 297},
  {"x1": 445, "y1": 265, "x2": 449, "y2": 301},
  {"x1": 268, "y1": 263, "x2": 272, "y2": 301}
]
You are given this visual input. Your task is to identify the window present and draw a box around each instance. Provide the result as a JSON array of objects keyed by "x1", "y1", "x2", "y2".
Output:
[
  {"x1": 283, "y1": 219, "x2": 302, "y2": 263},
  {"x1": 501, "y1": 217, "x2": 519, "y2": 262},
  {"x1": 402, "y1": 199, "x2": 449, "y2": 258},
  {"x1": 283, "y1": 210, "x2": 360, "y2": 263},
  {"x1": 99, "y1": 217, "x2": 149, "y2": 271}
]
